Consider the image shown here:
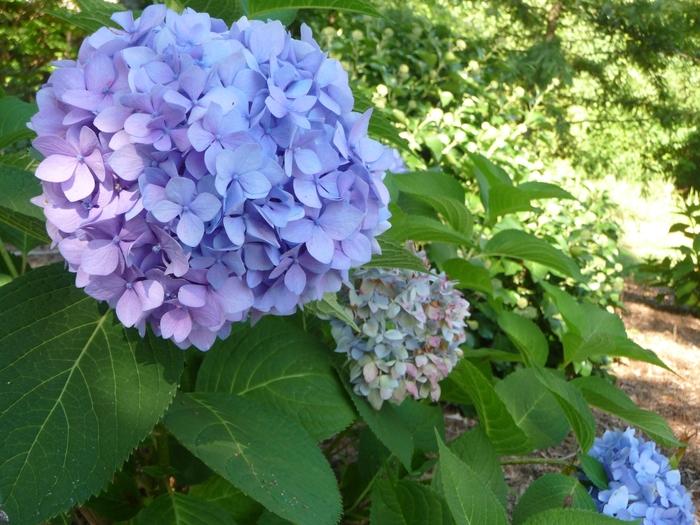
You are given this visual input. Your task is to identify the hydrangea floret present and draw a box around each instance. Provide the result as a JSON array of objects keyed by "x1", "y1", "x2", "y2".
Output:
[
  {"x1": 29, "y1": 5, "x2": 394, "y2": 350},
  {"x1": 588, "y1": 428, "x2": 695, "y2": 524},
  {"x1": 330, "y1": 258, "x2": 470, "y2": 409}
]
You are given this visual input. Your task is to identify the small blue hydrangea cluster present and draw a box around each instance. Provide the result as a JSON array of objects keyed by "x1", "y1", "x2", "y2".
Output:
[
  {"x1": 330, "y1": 261, "x2": 470, "y2": 409},
  {"x1": 29, "y1": 5, "x2": 394, "y2": 350},
  {"x1": 588, "y1": 428, "x2": 696, "y2": 524}
]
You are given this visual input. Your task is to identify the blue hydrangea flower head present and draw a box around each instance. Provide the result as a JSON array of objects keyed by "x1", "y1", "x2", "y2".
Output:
[
  {"x1": 329, "y1": 252, "x2": 470, "y2": 409},
  {"x1": 29, "y1": 6, "x2": 393, "y2": 350},
  {"x1": 588, "y1": 428, "x2": 696, "y2": 524}
]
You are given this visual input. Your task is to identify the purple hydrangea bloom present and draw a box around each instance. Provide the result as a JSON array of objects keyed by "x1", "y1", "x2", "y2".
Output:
[
  {"x1": 328, "y1": 251, "x2": 470, "y2": 409},
  {"x1": 588, "y1": 428, "x2": 695, "y2": 524},
  {"x1": 29, "y1": 6, "x2": 392, "y2": 350}
]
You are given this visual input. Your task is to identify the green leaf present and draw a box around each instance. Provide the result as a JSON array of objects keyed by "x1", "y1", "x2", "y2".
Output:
[
  {"x1": 0, "y1": 206, "x2": 49, "y2": 246},
  {"x1": 447, "y1": 427, "x2": 508, "y2": 506},
  {"x1": 189, "y1": 475, "x2": 263, "y2": 524},
  {"x1": 443, "y1": 259, "x2": 493, "y2": 295},
  {"x1": 342, "y1": 382, "x2": 430, "y2": 469},
  {"x1": 49, "y1": 0, "x2": 121, "y2": 33},
  {"x1": 0, "y1": 165, "x2": 43, "y2": 220},
  {"x1": 247, "y1": 0, "x2": 380, "y2": 18},
  {"x1": 370, "y1": 478, "x2": 452, "y2": 525},
  {"x1": 0, "y1": 97, "x2": 36, "y2": 148},
  {"x1": 532, "y1": 368, "x2": 595, "y2": 452},
  {"x1": 389, "y1": 170, "x2": 471, "y2": 233},
  {"x1": 164, "y1": 392, "x2": 342, "y2": 525},
  {"x1": 364, "y1": 238, "x2": 427, "y2": 272},
  {"x1": 522, "y1": 508, "x2": 632, "y2": 524},
  {"x1": 196, "y1": 317, "x2": 354, "y2": 441},
  {"x1": 572, "y1": 376, "x2": 681, "y2": 448},
  {"x1": 440, "y1": 360, "x2": 532, "y2": 454},
  {"x1": 469, "y1": 153, "x2": 512, "y2": 212},
  {"x1": 484, "y1": 230, "x2": 581, "y2": 280},
  {"x1": 387, "y1": 211, "x2": 472, "y2": 246},
  {"x1": 463, "y1": 348, "x2": 523, "y2": 362},
  {"x1": 518, "y1": 182, "x2": 575, "y2": 201},
  {"x1": 495, "y1": 368, "x2": 569, "y2": 450},
  {"x1": 496, "y1": 311, "x2": 548, "y2": 366},
  {"x1": 436, "y1": 434, "x2": 508, "y2": 525},
  {"x1": 184, "y1": 0, "x2": 245, "y2": 22},
  {"x1": 133, "y1": 492, "x2": 233, "y2": 525},
  {"x1": 541, "y1": 283, "x2": 670, "y2": 370},
  {"x1": 578, "y1": 454, "x2": 608, "y2": 490},
  {"x1": 512, "y1": 474, "x2": 596, "y2": 525},
  {"x1": 0, "y1": 264, "x2": 183, "y2": 525}
]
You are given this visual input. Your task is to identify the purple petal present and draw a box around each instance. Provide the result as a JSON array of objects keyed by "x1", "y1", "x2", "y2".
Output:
[
  {"x1": 160, "y1": 308, "x2": 192, "y2": 343},
  {"x1": 133, "y1": 280, "x2": 164, "y2": 311},
  {"x1": 94, "y1": 105, "x2": 132, "y2": 133},
  {"x1": 81, "y1": 241, "x2": 120, "y2": 276},
  {"x1": 295, "y1": 149, "x2": 322, "y2": 175},
  {"x1": 36, "y1": 155, "x2": 77, "y2": 183},
  {"x1": 178, "y1": 284, "x2": 207, "y2": 308},
  {"x1": 216, "y1": 276, "x2": 254, "y2": 314},
  {"x1": 177, "y1": 210, "x2": 205, "y2": 247},
  {"x1": 116, "y1": 288, "x2": 142, "y2": 327},
  {"x1": 151, "y1": 199, "x2": 182, "y2": 223},
  {"x1": 319, "y1": 203, "x2": 363, "y2": 240},
  {"x1": 239, "y1": 171, "x2": 271, "y2": 199},
  {"x1": 307, "y1": 226, "x2": 333, "y2": 264},
  {"x1": 165, "y1": 177, "x2": 196, "y2": 205},
  {"x1": 109, "y1": 144, "x2": 146, "y2": 181},
  {"x1": 284, "y1": 263, "x2": 306, "y2": 295},
  {"x1": 293, "y1": 177, "x2": 322, "y2": 208},
  {"x1": 280, "y1": 218, "x2": 314, "y2": 243},
  {"x1": 223, "y1": 216, "x2": 245, "y2": 245},
  {"x1": 62, "y1": 163, "x2": 95, "y2": 202},
  {"x1": 189, "y1": 192, "x2": 221, "y2": 222}
]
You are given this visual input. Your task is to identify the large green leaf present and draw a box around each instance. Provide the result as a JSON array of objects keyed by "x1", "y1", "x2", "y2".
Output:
[
  {"x1": 184, "y1": 0, "x2": 245, "y2": 21},
  {"x1": 0, "y1": 97, "x2": 36, "y2": 148},
  {"x1": 189, "y1": 475, "x2": 263, "y2": 524},
  {"x1": 532, "y1": 368, "x2": 595, "y2": 451},
  {"x1": 389, "y1": 170, "x2": 471, "y2": 233},
  {"x1": 484, "y1": 230, "x2": 582, "y2": 280},
  {"x1": 443, "y1": 259, "x2": 493, "y2": 295},
  {"x1": 496, "y1": 311, "x2": 548, "y2": 366},
  {"x1": 436, "y1": 435, "x2": 508, "y2": 525},
  {"x1": 0, "y1": 165, "x2": 43, "y2": 221},
  {"x1": 0, "y1": 264, "x2": 183, "y2": 525},
  {"x1": 247, "y1": 0, "x2": 381, "y2": 17},
  {"x1": 196, "y1": 317, "x2": 354, "y2": 441},
  {"x1": 48, "y1": 0, "x2": 121, "y2": 33},
  {"x1": 343, "y1": 381, "x2": 434, "y2": 469},
  {"x1": 164, "y1": 392, "x2": 342, "y2": 525},
  {"x1": 495, "y1": 368, "x2": 569, "y2": 450},
  {"x1": 512, "y1": 474, "x2": 596, "y2": 525},
  {"x1": 364, "y1": 238, "x2": 427, "y2": 272},
  {"x1": 487, "y1": 183, "x2": 574, "y2": 222},
  {"x1": 469, "y1": 153, "x2": 512, "y2": 212},
  {"x1": 572, "y1": 376, "x2": 681, "y2": 447},
  {"x1": 541, "y1": 283, "x2": 669, "y2": 370},
  {"x1": 522, "y1": 509, "x2": 631, "y2": 524},
  {"x1": 133, "y1": 492, "x2": 233, "y2": 525},
  {"x1": 447, "y1": 427, "x2": 508, "y2": 506},
  {"x1": 370, "y1": 478, "x2": 452, "y2": 525},
  {"x1": 440, "y1": 360, "x2": 532, "y2": 454},
  {"x1": 387, "y1": 211, "x2": 472, "y2": 246},
  {"x1": 0, "y1": 206, "x2": 49, "y2": 246}
]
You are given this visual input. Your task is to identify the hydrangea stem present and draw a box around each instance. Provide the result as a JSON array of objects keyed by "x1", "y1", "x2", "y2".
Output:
[{"x1": 0, "y1": 236, "x2": 18, "y2": 279}]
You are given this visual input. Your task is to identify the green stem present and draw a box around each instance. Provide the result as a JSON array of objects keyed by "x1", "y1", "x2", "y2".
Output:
[
  {"x1": 500, "y1": 457, "x2": 573, "y2": 467},
  {"x1": 0, "y1": 237, "x2": 18, "y2": 279}
]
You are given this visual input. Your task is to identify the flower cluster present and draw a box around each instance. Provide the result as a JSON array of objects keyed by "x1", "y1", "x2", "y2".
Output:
[
  {"x1": 30, "y1": 6, "x2": 393, "y2": 350},
  {"x1": 588, "y1": 428, "x2": 695, "y2": 524},
  {"x1": 330, "y1": 261, "x2": 469, "y2": 409}
]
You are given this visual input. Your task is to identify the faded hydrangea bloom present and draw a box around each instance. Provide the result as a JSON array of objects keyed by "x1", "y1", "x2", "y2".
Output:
[
  {"x1": 330, "y1": 257, "x2": 469, "y2": 409},
  {"x1": 588, "y1": 428, "x2": 695, "y2": 524},
  {"x1": 29, "y1": 6, "x2": 393, "y2": 350}
]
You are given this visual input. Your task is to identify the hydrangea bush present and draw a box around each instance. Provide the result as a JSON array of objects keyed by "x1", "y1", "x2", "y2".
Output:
[
  {"x1": 30, "y1": 4, "x2": 392, "y2": 350},
  {"x1": 588, "y1": 428, "x2": 696, "y2": 524},
  {"x1": 0, "y1": 2, "x2": 695, "y2": 525},
  {"x1": 331, "y1": 261, "x2": 469, "y2": 408}
]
